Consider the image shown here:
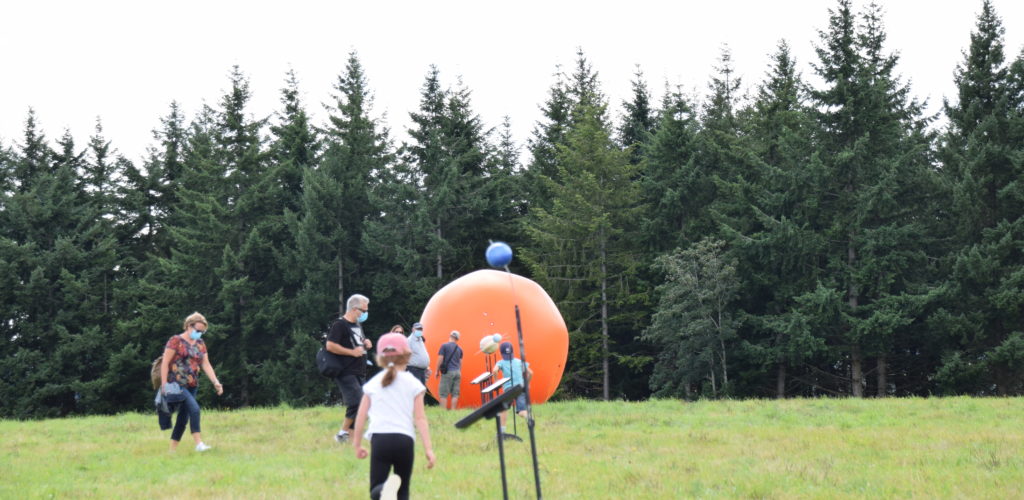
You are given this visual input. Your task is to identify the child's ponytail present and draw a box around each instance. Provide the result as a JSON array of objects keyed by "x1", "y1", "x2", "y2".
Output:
[{"x1": 379, "y1": 352, "x2": 411, "y2": 387}]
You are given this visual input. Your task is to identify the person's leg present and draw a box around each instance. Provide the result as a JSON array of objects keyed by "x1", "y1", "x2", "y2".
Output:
[
  {"x1": 450, "y1": 373, "x2": 460, "y2": 409},
  {"x1": 181, "y1": 387, "x2": 202, "y2": 445},
  {"x1": 389, "y1": 434, "x2": 415, "y2": 500},
  {"x1": 438, "y1": 374, "x2": 451, "y2": 410},
  {"x1": 169, "y1": 399, "x2": 190, "y2": 450},
  {"x1": 335, "y1": 374, "x2": 363, "y2": 437},
  {"x1": 516, "y1": 393, "x2": 528, "y2": 419},
  {"x1": 369, "y1": 434, "x2": 395, "y2": 499}
]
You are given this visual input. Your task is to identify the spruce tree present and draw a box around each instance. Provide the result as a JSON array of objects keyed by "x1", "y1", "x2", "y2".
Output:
[
  {"x1": 812, "y1": 0, "x2": 938, "y2": 396},
  {"x1": 0, "y1": 117, "x2": 118, "y2": 417},
  {"x1": 618, "y1": 66, "x2": 657, "y2": 164},
  {"x1": 717, "y1": 41, "x2": 829, "y2": 397},
  {"x1": 934, "y1": 1, "x2": 1024, "y2": 395},
  {"x1": 300, "y1": 52, "x2": 393, "y2": 329},
  {"x1": 522, "y1": 101, "x2": 643, "y2": 400},
  {"x1": 525, "y1": 66, "x2": 571, "y2": 212},
  {"x1": 640, "y1": 87, "x2": 701, "y2": 254}
]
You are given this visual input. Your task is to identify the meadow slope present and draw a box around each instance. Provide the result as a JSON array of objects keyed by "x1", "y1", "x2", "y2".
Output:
[{"x1": 2, "y1": 397, "x2": 1022, "y2": 499}]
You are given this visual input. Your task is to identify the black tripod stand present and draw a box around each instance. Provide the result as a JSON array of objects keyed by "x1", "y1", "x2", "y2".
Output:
[{"x1": 455, "y1": 384, "x2": 524, "y2": 500}]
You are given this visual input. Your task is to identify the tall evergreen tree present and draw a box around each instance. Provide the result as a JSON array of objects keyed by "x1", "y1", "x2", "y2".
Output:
[
  {"x1": 398, "y1": 68, "x2": 513, "y2": 285},
  {"x1": 618, "y1": 66, "x2": 657, "y2": 164},
  {"x1": 812, "y1": 0, "x2": 937, "y2": 396},
  {"x1": 717, "y1": 41, "x2": 829, "y2": 397},
  {"x1": 0, "y1": 117, "x2": 118, "y2": 417},
  {"x1": 522, "y1": 101, "x2": 643, "y2": 400},
  {"x1": 933, "y1": 0, "x2": 1024, "y2": 395},
  {"x1": 291, "y1": 51, "x2": 394, "y2": 336},
  {"x1": 640, "y1": 87, "x2": 702, "y2": 254}
]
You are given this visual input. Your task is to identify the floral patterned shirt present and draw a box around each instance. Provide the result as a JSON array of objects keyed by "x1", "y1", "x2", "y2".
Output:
[{"x1": 165, "y1": 334, "x2": 207, "y2": 388}]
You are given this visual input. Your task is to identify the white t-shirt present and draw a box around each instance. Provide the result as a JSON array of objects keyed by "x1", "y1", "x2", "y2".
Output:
[{"x1": 362, "y1": 369, "x2": 426, "y2": 440}]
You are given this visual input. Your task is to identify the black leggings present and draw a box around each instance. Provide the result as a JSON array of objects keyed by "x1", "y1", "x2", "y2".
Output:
[{"x1": 370, "y1": 433, "x2": 415, "y2": 500}]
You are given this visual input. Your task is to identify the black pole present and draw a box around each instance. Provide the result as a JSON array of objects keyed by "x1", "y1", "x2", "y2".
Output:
[
  {"x1": 496, "y1": 413, "x2": 509, "y2": 500},
  {"x1": 514, "y1": 304, "x2": 543, "y2": 499},
  {"x1": 512, "y1": 399, "x2": 518, "y2": 436}
]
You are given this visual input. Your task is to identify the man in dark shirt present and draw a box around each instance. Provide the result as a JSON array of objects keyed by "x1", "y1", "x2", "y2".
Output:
[
  {"x1": 326, "y1": 293, "x2": 373, "y2": 442},
  {"x1": 435, "y1": 330, "x2": 463, "y2": 410}
]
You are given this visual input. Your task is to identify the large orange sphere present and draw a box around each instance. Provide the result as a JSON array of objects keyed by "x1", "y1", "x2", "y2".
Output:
[{"x1": 420, "y1": 270, "x2": 568, "y2": 408}]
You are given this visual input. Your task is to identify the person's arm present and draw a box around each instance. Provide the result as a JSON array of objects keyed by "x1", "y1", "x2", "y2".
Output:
[
  {"x1": 413, "y1": 392, "x2": 435, "y2": 469},
  {"x1": 326, "y1": 340, "x2": 365, "y2": 357},
  {"x1": 435, "y1": 354, "x2": 445, "y2": 378},
  {"x1": 201, "y1": 353, "x2": 223, "y2": 395},
  {"x1": 525, "y1": 364, "x2": 534, "y2": 382},
  {"x1": 160, "y1": 346, "x2": 175, "y2": 390},
  {"x1": 326, "y1": 322, "x2": 366, "y2": 357},
  {"x1": 352, "y1": 394, "x2": 372, "y2": 459}
]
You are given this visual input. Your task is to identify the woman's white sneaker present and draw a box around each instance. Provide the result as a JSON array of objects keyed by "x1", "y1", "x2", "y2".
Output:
[{"x1": 195, "y1": 442, "x2": 212, "y2": 452}]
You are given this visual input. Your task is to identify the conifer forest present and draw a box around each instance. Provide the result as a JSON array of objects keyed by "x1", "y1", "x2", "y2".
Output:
[{"x1": 3, "y1": 1, "x2": 1024, "y2": 417}]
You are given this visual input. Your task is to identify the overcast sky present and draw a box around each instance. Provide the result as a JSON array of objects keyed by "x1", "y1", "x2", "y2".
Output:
[{"x1": 2, "y1": 0, "x2": 1023, "y2": 163}]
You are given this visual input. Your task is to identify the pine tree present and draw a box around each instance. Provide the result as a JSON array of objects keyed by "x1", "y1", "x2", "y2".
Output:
[
  {"x1": 525, "y1": 65, "x2": 571, "y2": 210},
  {"x1": 812, "y1": 0, "x2": 938, "y2": 396},
  {"x1": 640, "y1": 87, "x2": 701, "y2": 254},
  {"x1": 717, "y1": 40, "x2": 830, "y2": 397},
  {"x1": 396, "y1": 67, "x2": 514, "y2": 290},
  {"x1": 933, "y1": 1, "x2": 1024, "y2": 395},
  {"x1": 618, "y1": 66, "x2": 657, "y2": 164},
  {"x1": 522, "y1": 101, "x2": 643, "y2": 400},
  {"x1": 0, "y1": 116, "x2": 118, "y2": 417},
  {"x1": 292, "y1": 51, "x2": 394, "y2": 337}
]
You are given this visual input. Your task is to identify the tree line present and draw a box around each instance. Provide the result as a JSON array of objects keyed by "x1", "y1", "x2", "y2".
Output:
[{"x1": 2, "y1": 0, "x2": 1023, "y2": 418}]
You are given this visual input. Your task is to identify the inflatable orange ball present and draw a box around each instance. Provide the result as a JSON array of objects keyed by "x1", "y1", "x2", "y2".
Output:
[{"x1": 420, "y1": 270, "x2": 568, "y2": 409}]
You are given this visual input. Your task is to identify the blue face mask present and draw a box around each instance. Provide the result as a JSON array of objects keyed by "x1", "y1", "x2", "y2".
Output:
[
  {"x1": 357, "y1": 311, "x2": 368, "y2": 323},
  {"x1": 413, "y1": 329, "x2": 423, "y2": 338},
  {"x1": 190, "y1": 328, "x2": 204, "y2": 340}
]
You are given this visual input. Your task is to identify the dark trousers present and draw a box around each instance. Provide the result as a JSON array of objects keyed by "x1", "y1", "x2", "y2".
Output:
[
  {"x1": 170, "y1": 386, "x2": 200, "y2": 441},
  {"x1": 407, "y1": 366, "x2": 427, "y2": 384},
  {"x1": 334, "y1": 373, "x2": 365, "y2": 421},
  {"x1": 370, "y1": 433, "x2": 415, "y2": 500}
]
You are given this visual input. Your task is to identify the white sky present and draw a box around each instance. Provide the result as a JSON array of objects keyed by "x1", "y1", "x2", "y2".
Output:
[{"x1": 2, "y1": 0, "x2": 1023, "y2": 163}]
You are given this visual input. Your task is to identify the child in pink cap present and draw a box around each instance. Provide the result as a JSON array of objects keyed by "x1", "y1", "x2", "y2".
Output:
[{"x1": 353, "y1": 333, "x2": 436, "y2": 500}]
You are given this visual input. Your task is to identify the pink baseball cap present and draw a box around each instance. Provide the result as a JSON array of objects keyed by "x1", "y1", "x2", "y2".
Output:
[{"x1": 377, "y1": 333, "x2": 410, "y2": 355}]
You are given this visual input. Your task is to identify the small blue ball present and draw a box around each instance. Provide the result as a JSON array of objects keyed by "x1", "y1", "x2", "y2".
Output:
[{"x1": 486, "y1": 241, "x2": 513, "y2": 267}]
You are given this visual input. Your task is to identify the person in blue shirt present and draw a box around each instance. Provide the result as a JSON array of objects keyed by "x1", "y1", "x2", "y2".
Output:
[
  {"x1": 435, "y1": 330, "x2": 463, "y2": 410},
  {"x1": 491, "y1": 341, "x2": 533, "y2": 437}
]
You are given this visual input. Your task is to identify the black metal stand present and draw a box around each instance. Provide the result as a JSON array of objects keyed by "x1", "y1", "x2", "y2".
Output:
[
  {"x1": 513, "y1": 304, "x2": 543, "y2": 499},
  {"x1": 455, "y1": 384, "x2": 524, "y2": 500}
]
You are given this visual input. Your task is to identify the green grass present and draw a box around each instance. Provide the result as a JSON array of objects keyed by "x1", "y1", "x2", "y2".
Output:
[{"x1": 2, "y1": 397, "x2": 1022, "y2": 499}]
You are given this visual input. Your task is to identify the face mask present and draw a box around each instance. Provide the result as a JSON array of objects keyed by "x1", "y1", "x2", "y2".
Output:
[
  {"x1": 414, "y1": 329, "x2": 423, "y2": 338},
  {"x1": 190, "y1": 329, "x2": 204, "y2": 340},
  {"x1": 357, "y1": 311, "x2": 368, "y2": 323}
]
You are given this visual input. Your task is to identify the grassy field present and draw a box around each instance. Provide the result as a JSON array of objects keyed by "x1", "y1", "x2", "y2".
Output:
[{"x1": 2, "y1": 397, "x2": 1022, "y2": 499}]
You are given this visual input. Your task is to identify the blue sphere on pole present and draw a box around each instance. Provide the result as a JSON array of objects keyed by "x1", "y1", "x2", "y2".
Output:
[{"x1": 486, "y1": 241, "x2": 513, "y2": 267}]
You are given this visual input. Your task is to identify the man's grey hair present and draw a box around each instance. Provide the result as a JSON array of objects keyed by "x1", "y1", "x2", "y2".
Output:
[{"x1": 346, "y1": 294, "x2": 369, "y2": 312}]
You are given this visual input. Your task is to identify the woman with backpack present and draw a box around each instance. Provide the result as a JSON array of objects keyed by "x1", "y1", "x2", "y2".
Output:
[{"x1": 160, "y1": 311, "x2": 223, "y2": 452}]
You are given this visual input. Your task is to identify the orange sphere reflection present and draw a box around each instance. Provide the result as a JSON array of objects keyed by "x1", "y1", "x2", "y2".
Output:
[{"x1": 420, "y1": 270, "x2": 568, "y2": 408}]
